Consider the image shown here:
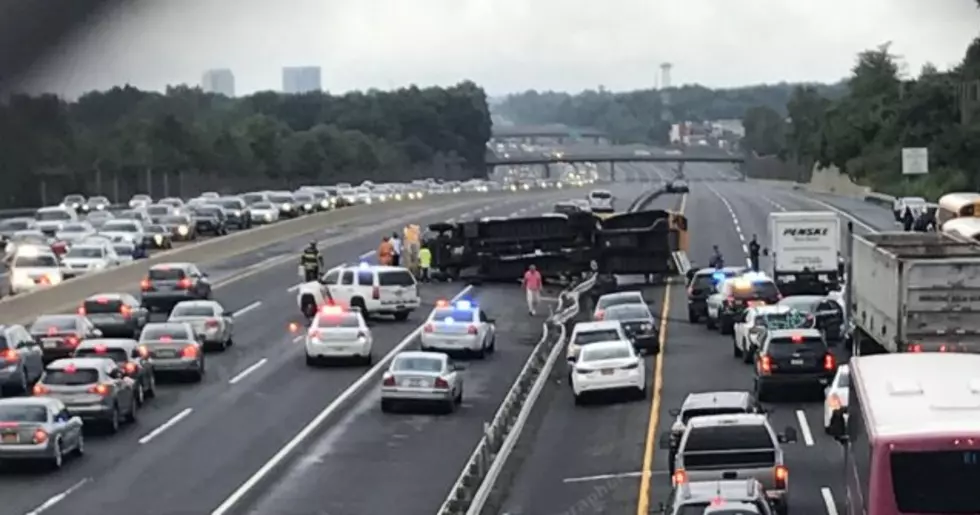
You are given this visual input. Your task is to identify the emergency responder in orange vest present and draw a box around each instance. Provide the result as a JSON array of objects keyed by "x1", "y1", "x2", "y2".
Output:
[{"x1": 377, "y1": 237, "x2": 394, "y2": 266}]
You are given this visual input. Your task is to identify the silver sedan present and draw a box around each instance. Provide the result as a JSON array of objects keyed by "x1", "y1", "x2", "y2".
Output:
[
  {"x1": 0, "y1": 397, "x2": 83, "y2": 469},
  {"x1": 380, "y1": 351, "x2": 464, "y2": 413},
  {"x1": 167, "y1": 300, "x2": 235, "y2": 351},
  {"x1": 138, "y1": 322, "x2": 205, "y2": 381}
]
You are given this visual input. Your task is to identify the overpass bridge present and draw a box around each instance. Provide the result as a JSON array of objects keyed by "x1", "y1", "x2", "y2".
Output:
[
  {"x1": 490, "y1": 124, "x2": 610, "y2": 144},
  {"x1": 485, "y1": 151, "x2": 745, "y2": 180}
]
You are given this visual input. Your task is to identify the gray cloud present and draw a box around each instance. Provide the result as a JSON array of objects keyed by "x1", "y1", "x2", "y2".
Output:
[{"x1": 19, "y1": 0, "x2": 980, "y2": 98}]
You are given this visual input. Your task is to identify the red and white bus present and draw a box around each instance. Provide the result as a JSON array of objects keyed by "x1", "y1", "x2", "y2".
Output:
[{"x1": 830, "y1": 353, "x2": 980, "y2": 515}]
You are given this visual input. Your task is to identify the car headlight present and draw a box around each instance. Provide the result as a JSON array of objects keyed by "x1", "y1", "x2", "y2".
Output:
[
  {"x1": 230, "y1": 210, "x2": 241, "y2": 216},
  {"x1": 177, "y1": 225, "x2": 189, "y2": 235},
  {"x1": 303, "y1": 203, "x2": 312, "y2": 209},
  {"x1": 320, "y1": 200, "x2": 329, "y2": 208},
  {"x1": 153, "y1": 234, "x2": 163, "y2": 244},
  {"x1": 641, "y1": 323, "x2": 653, "y2": 331},
  {"x1": 282, "y1": 203, "x2": 292, "y2": 210},
  {"x1": 263, "y1": 212, "x2": 273, "y2": 220}
]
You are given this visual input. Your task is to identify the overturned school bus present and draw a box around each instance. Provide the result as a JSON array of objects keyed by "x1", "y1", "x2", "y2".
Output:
[{"x1": 424, "y1": 209, "x2": 689, "y2": 282}]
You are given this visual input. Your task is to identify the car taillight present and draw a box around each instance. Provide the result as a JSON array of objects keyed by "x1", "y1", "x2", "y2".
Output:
[
  {"x1": 823, "y1": 353, "x2": 836, "y2": 371},
  {"x1": 120, "y1": 305, "x2": 132, "y2": 318},
  {"x1": 88, "y1": 383, "x2": 110, "y2": 396},
  {"x1": 32, "y1": 384, "x2": 49, "y2": 396},
  {"x1": 308, "y1": 330, "x2": 321, "y2": 340},
  {"x1": 66, "y1": 336, "x2": 79, "y2": 347},
  {"x1": 467, "y1": 325, "x2": 478, "y2": 335},
  {"x1": 177, "y1": 278, "x2": 192, "y2": 289},
  {"x1": 33, "y1": 429, "x2": 48, "y2": 444},
  {"x1": 433, "y1": 377, "x2": 450, "y2": 389},
  {"x1": 423, "y1": 324, "x2": 435, "y2": 333},
  {"x1": 759, "y1": 354, "x2": 773, "y2": 374},
  {"x1": 137, "y1": 345, "x2": 150, "y2": 358},
  {"x1": 123, "y1": 362, "x2": 138, "y2": 375},
  {"x1": 181, "y1": 345, "x2": 199, "y2": 358},
  {"x1": 205, "y1": 319, "x2": 220, "y2": 328},
  {"x1": 594, "y1": 310, "x2": 604, "y2": 320},
  {"x1": 775, "y1": 465, "x2": 788, "y2": 488},
  {"x1": 2, "y1": 349, "x2": 18, "y2": 363},
  {"x1": 77, "y1": 306, "x2": 86, "y2": 315},
  {"x1": 382, "y1": 375, "x2": 396, "y2": 386},
  {"x1": 372, "y1": 286, "x2": 380, "y2": 300},
  {"x1": 828, "y1": 393, "x2": 841, "y2": 411},
  {"x1": 908, "y1": 343, "x2": 923, "y2": 352},
  {"x1": 140, "y1": 278, "x2": 151, "y2": 291},
  {"x1": 38, "y1": 275, "x2": 51, "y2": 285},
  {"x1": 672, "y1": 469, "x2": 687, "y2": 486}
]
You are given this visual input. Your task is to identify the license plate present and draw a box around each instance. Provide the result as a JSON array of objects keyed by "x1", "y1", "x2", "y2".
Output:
[
  {"x1": 42, "y1": 339, "x2": 60, "y2": 349},
  {"x1": 394, "y1": 290, "x2": 403, "y2": 297},
  {"x1": 791, "y1": 358, "x2": 804, "y2": 365},
  {"x1": 405, "y1": 379, "x2": 427, "y2": 387},
  {"x1": 155, "y1": 351, "x2": 177, "y2": 358},
  {"x1": 601, "y1": 369, "x2": 614, "y2": 375},
  {"x1": 2, "y1": 433, "x2": 17, "y2": 443}
]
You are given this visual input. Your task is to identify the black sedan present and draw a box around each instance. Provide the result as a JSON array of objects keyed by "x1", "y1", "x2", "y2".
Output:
[
  {"x1": 190, "y1": 205, "x2": 229, "y2": 236},
  {"x1": 601, "y1": 303, "x2": 660, "y2": 355}
]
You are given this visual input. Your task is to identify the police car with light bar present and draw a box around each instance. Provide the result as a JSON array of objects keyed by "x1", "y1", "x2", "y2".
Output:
[
  {"x1": 705, "y1": 273, "x2": 780, "y2": 335},
  {"x1": 304, "y1": 304, "x2": 373, "y2": 365},
  {"x1": 419, "y1": 299, "x2": 496, "y2": 358},
  {"x1": 296, "y1": 261, "x2": 420, "y2": 320}
]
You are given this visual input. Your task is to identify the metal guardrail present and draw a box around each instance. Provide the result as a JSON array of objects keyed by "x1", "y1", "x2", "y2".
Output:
[
  {"x1": 436, "y1": 274, "x2": 595, "y2": 515},
  {"x1": 626, "y1": 186, "x2": 665, "y2": 212}
]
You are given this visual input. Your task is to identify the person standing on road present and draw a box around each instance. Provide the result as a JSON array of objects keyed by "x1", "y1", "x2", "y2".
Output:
[
  {"x1": 418, "y1": 244, "x2": 432, "y2": 282},
  {"x1": 523, "y1": 264, "x2": 543, "y2": 316},
  {"x1": 390, "y1": 231, "x2": 402, "y2": 267},
  {"x1": 748, "y1": 235, "x2": 761, "y2": 272},
  {"x1": 377, "y1": 237, "x2": 394, "y2": 266},
  {"x1": 902, "y1": 205, "x2": 915, "y2": 232}
]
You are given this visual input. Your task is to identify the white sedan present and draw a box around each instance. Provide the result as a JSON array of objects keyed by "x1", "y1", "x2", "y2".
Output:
[
  {"x1": 419, "y1": 299, "x2": 495, "y2": 358},
  {"x1": 570, "y1": 339, "x2": 646, "y2": 404},
  {"x1": 380, "y1": 351, "x2": 464, "y2": 413},
  {"x1": 304, "y1": 305, "x2": 373, "y2": 365},
  {"x1": 823, "y1": 364, "x2": 850, "y2": 432},
  {"x1": 249, "y1": 202, "x2": 280, "y2": 224}
]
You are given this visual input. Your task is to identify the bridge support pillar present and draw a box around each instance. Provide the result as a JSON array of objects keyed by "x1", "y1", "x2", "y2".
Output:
[
  {"x1": 609, "y1": 161, "x2": 616, "y2": 181},
  {"x1": 544, "y1": 163, "x2": 552, "y2": 179},
  {"x1": 677, "y1": 162, "x2": 685, "y2": 178}
]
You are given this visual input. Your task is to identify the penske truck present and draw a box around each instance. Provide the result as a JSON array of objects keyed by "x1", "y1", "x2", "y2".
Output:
[{"x1": 767, "y1": 211, "x2": 841, "y2": 295}]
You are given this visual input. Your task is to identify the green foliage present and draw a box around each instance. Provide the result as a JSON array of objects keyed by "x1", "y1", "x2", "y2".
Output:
[
  {"x1": 0, "y1": 82, "x2": 492, "y2": 208},
  {"x1": 495, "y1": 83, "x2": 846, "y2": 144},
  {"x1": 744, "y1": 24, "x2": 980, "y2": 199}
]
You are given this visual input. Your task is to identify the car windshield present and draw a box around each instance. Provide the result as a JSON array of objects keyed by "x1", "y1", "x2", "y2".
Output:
[
  {"x1": 253, "y1": 202, "x2": 274, "y2": 209},
  {"x1": 59, "y1": 224, "x2": 87, "y2": 233},
  {"x1": 113, "y1": 245, "x2": 134, "y2": 255},
  {"x1": 269, "y1": 194, "x2": 293, "y2": 203},
  {"x1": 573, "y1": 329, "x2": 622, "y2": 346},
  {"x1": 31, "y1": 316, "x2": 78, "y2": 333},
  {"x1": 685, "y1": 425, "x2": 775, "y2": 451},
  {"x1": 603, "y1": 305, "x2": 650, "y2": 320},
  {"x1": 146, "y1": 226, "x2": 167, "y2": 234},
  {"x1": 66, "y1": 247, "x2": 103, "y2": 258},
  {"x1": 597, "y1": 295, "x2": 643, "y2": 311},
  {"x1": 89, "y1": 197, "x2": 108, "y2": 204},
  {"x1": 149, "y1": 268, "x2": 186, "y2": 280},
  {"x1": 103, "y1": 222, "x2": 138, "y2": 232},
  {"x1": 580, "y1": 345, "x2": 632, "y2": 362},
  {"x1": 74, "y1": 348, "x2": 128, "y2": 363},
  {"x1": 681, "y1": 407, "x2": 751, "y2": 424},
  {"x1": 757, "y1": 311, "x2": 815, "y2": 330},
  {"x1": 431, "y1": 309, "x2": 476, "y2": 322},
  {"x1": 392, "y1": 357, "x2": 443, "y2": 373},
  {"x1": 0, "y1": 219, "x2": 31, "y2": 231},
  {"x1": 171, "y1": 305, "x2": 215, "y2": 317},
  {"x1": 0, "y1": 405, "x2": 48, "y2": 423},
  {"x1": 43, "y1": 368, "x2": 100, "y2": 385},
  {"x1": 35, "y1": 210, "x2": 71, "y2": 221},
  {"x1": 160, "y1": 216, "x2": 186, "y2": 225},
  {"x1": 63, "y1": 196, "x2": 84, "y2": 204},
  {"x1": 315, "y1": 314, "x2": 360, "y2": 328},
  {"x1": 141, "y1": 326, "x2": 191, "y2": 341},
  {"x1": 590, "y1": 191, "x2": 612, "y2": 199},
  {"x1": 13, "y1": 255, "x2": 58, "y2": 268},
  {"x1": 217, "y1": 200, "x2": 242, "y2": 209},
  {"x1": 294, "y1": 194, "x2": 313, "y2": 201}
]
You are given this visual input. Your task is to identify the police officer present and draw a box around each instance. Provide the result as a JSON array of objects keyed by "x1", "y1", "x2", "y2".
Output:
[
  {"x1": 748, "y1": 235, "x2": 761, "y2": 272},
  {"x1": 709, "y1": 245, "x2": 725, "y2": 269},
  {"x1": 902, "y1": 205, "x2": 915, "y2": 232},
  {"x1": 300, "y1": 241, "x2": 320, "y2": 282}
]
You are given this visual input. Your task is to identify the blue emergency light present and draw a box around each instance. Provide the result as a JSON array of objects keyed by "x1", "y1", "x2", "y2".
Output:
[
  {"x1": 443, "y1": 316, "x2": 456, "y2": 323},
  {"x1": 358, "y1": 261, "x2": 370, "y2": 268},
  {"x1": 455, "y1": 300, "x2": 473, "y2": 310},
  {"x1": 712, "y1": 272, "x2": 726, "y2": 282}
]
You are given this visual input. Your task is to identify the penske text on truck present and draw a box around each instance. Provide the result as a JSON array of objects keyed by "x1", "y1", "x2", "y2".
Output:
[
  {"x1": 768, "y1": 211, "x2": 840, "y2": 274},
  {"x1": 849, "y1": 232, "x2": 980, "y2": 354}
]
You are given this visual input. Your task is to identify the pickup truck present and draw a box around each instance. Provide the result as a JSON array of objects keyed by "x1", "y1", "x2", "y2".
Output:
[
  {"x1": 850, "y1": 231, "x2": 980, "y2": 354},
  {"x1": 667, "y1": 414, "x2": 795, "y2": 515}
]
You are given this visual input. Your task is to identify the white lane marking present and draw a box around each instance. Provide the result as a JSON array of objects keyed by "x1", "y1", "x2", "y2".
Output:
[
  {"x1": 563, "y1": 471, "x2": 644, "y2": 483},
  {"x1": 821, "y1": 487, "x2": 840, "y2": 515},
  {"x1": 287, "y1": 283, "x2": 302, "y2": 293},
  {"x1": 232, "y1": 301, "x2": 261, "y2": 318},
  {"x1": 705, "y1": 184, "x2": 754, "y2": 268},
  {"x1": 795, "y1": 409, "x2": 815, "y2": 446},
  {"x1": 292, "y1": 335, "x2": 303, "y2": 343},
  {"x1": 24, "y1": 478, "x2": 91, "y2": 515},
  {"x1": 765, "y1": 197, "x2": 787, "y2": 211},
  {"x1": 228, "y1": 358, "x2": 268, "y2": 385},
  {"x1": 209, "y1": 285, "x2": 474, "y2": 515},
  {"x1": 791, "y1": 194, "x2": 876, "y2": 233},
  {"x1": 137, "y1": 407, "x2": 194, "y2": 445}
]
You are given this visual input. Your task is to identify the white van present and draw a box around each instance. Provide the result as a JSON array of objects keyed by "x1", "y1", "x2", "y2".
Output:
[{"x1": 587, "y1": 189, "x2": 615, "y2": 213}]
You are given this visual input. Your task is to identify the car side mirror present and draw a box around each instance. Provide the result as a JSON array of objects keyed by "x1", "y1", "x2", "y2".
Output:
[
  {"x1": 92, "y1": 329, "x2": 103, "y2": 337},
  {"x1": 778, "y1": 426, "x2": 798, "y2": 444},
  {"x1": 567, "y1": 356, "x2": 577, "y2": 363},
  {"x1": 828, "y1": 409, "x2": 848, "y2": 442},
  {"x1": 657, "y1": 433, "x2": 671, "y2": 449},
  {"x1": 685, "y1": 269, "x2": 696, "y2": 281},
  {"x1": 484, "y1": 317, "x2": 495, "y2": 324}
]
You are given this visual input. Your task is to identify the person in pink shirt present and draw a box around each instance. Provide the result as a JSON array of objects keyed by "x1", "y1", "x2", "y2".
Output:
[{"x1": 522, "y1": 264, "x2": 543, "y2": 315}]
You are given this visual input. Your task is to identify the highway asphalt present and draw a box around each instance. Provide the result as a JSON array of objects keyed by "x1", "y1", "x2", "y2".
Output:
[
  {"x1": 0, "y1": 168, "x2": 661, "y2": 515},
  {"x1": 498, "y1": 163, "x2": 897, "y2": 515}
]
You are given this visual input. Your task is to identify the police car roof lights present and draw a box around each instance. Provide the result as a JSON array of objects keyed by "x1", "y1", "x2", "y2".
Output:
[
  {"x1": 711, "y1": 272, "x2": 726, "y2": 281},
  {"x1": 436, "y1": 299, "x2": 449, "y2": 308},
  {"x1": 320, "y1": 305, "x2": 345, "y2": 315},
  {"x1": 358, "y1": 261, "x2": 370, "y2": 268},
  {"x1": 455, "y1": 300, "x2": 474, "y2": 310}
]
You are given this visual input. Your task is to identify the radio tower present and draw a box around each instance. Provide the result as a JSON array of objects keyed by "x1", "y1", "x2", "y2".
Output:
[{"x1": 660, "y1": 62, "x2": 673, "y2": 121}]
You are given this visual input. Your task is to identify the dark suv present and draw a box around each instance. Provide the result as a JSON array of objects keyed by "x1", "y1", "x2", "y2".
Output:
[
  {"x1": 686, "y1": 267, "x2": 744, "y2": 323},
  {"x1": 139, "y1": 263, "x2": 212, "y2": 314},
  {"x1": 753, "y1": 328, "x2": 836, "y2": 401},
  {"x1": 190, "y1": 205, "x2": 228, "y2": 236}
]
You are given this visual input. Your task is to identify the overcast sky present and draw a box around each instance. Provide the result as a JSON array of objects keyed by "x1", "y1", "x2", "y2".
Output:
[{"x1": 18, "y1": 0, "x2": 980, "y2": 98}]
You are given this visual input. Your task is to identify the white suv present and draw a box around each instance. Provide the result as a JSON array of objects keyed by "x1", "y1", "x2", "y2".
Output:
[{"x1": 296, "y1": 263, "x2": 420, "y2": 320}]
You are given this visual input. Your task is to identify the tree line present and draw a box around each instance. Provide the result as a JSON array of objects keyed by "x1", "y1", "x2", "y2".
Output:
[
  {"x1": 494, "y1": 83, "x2": 847, "y2": 144},
  {"x1": 743, "y1": 3, "x2": 980, "y2": 199},
  {"x1": 0, "y1": 81, "x2": 492, "y2": 208}
]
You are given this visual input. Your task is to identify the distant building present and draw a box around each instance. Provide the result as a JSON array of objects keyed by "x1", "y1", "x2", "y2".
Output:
[
  {"x1": 201, "y1": 69, "x2": 235, "y2": 96},
  {"x1": 282, "y1": 67, "x2": 322, "y2": 94}
]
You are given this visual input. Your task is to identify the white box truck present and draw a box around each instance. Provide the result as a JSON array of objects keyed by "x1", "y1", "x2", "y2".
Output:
[
  {"x1": 850, "y1": 231, "x2": 980, "y2": 354},
  {"x1": 767, "y1": 211, "x2": 841, "y2": 294}
]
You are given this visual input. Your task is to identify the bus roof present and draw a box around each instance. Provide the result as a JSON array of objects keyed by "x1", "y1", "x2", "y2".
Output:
[
  {"x1": 938, "y1": 192, "x2": 980, "y2": 212},
  {"x1": 941, "y1": 217, "x2": 980, "y2": 239},
  {"x1": 854, "y1": 353, "x2": 980, "y2": 438}
]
